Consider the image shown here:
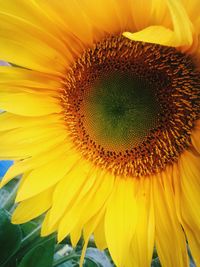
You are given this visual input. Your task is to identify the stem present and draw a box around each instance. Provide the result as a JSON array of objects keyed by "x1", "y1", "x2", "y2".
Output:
[
  {"x1": 2, "y1": 181, "x2": 19, "y2": 211},
  {"x1": 53, "y1": 253, "x2": 80, "y2": 267}
]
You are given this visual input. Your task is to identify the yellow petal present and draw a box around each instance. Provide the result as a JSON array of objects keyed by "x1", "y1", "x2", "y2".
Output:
[
  {"x1": 41, "y1": 210, "x2": 58, "y2": 236},
  {"x1": 0, "y1": 66, "x2": 63, "y2": 86},
  {"x1": 0, "y1": 124, "x2": 66, "y2": 160},
  {"x1": 34, "y1": 0, "x2": 93, "y2": 46},
  {"x1": 0, "y1": 92, "x2": 62, "y2": 116},
  {"x1": 0, "y1": 10, "x2": 71, "y2": 72},
  {"x1": 0, "y1": 112, "x2": 61, "y2": 132},
  {"x1": 0, "y1": 123, "x2": 67, "y2": 163},
  {"x1": 0, "y1": 0, "x2": 67, "y2": 44},
  {"x1": 179, "y1": 151, "x2": 200, "y2": 226},
  {"x1": 79, "y1": 0, "x2": 122, "y2": 38},
  {"x1": 153, "y1": 169, "x2": 188, "y2": 267},
  {"x1": 15, "y1": 152, "x2": 80, "y2": 202},
  {"x1": 130, "y1": 178, "x2": 155, "y2": 267},
  {"x1": 0, "y1": 131, "x2": 66, "y2": 161},
  {"x1": 69, "y1": 173, "x2": 111, "y2": 248},
  {"x1": 129, "y1": 0, "x2": 152, "y2": 30},
  {"x1": 57, "y1": 169, "x2": 107, "y2": 242},
  {"x1": 0, "y1": 141, "x2": 69, "y2": 187},
  {"x1": 78, "y1": 171, "x2": 114, "y2": 227},
  {"x1": 105, "y1": 178, "x2": 138, "y2": 267},
  {"x1": 166, "y1": 0, "x2": 193, "y2": 46},
  {"x1": 177, "y1": 150, "x2": 200, "y2": 265},
  {"x1": 70, "y1": 226, "x2": 82, "y2": 248},
  {"x1": 93, "y1": 212, "x2": 107, "y2": 250},
  {"x1": 12, "y1": 186, "x2": 53, "y2": 224},
  {"x1": 48, "y1": 160, "x2": 94, "y2": 229},
  {"x1": 0, "y1": 124, "x2": 63, "y2": 146},
  {"x1": 0, "y1": 85, "x2": 59, "y2": 98},
  {"x1": 123, "y1": 25, "x2": 176, "y2": 46},
  {"x1": 80, "y1": 209, "x2": 106, "y2": 267},
  {"x1": 123, "y1": 0, "x2": 193, "y2": 48}
]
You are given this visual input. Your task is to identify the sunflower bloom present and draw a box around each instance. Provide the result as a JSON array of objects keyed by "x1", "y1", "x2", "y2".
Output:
[{"x1": 0, "y1": 0, "x2": 200, "y2": 266}]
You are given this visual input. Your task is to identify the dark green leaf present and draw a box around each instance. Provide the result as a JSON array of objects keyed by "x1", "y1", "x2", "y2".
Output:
[
  {"x1": 20, "y1": 221, "x2": 38, "y2": 238},
  {"x1": 84, "y1": 258, "x2": 101, "y2": 267},
  {"x1": 0, "y1": 209, "x2": 22, "y2": 266},
  {"x1": 18, "y1": 236, "x2": 56, "y2": 267}
]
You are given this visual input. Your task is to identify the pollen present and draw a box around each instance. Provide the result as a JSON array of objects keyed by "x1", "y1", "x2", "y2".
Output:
[{"x1": 61, "y1": 35, "x2": 200, "y2": 178}]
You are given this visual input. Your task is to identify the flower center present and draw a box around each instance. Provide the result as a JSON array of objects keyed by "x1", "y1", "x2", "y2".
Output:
[
  {"x1": 82, "y1": 72, "x2": 161, "y2": 152},
  {"x1": 62, "y1": 36, "x2": 200, "y2": 178}
]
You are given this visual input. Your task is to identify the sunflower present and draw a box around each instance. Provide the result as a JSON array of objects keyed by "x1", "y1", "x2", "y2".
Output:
[{"x1": 0, "y1": 0, "x2": 200, "y2": 266}]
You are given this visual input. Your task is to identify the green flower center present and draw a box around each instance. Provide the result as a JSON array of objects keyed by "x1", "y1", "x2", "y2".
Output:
[{"x1": 83, "y1": 72, "x2": 160, "y2": 151}]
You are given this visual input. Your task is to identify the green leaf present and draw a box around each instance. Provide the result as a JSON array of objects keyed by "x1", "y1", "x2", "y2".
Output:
[
  {"x1": 0, "y1": 208, "x2": 22, "y2": 266},
  {"x1": 84, "y1": 258, "x2": 100, "y2": 267},
  {"x1": 18, "y1": 236, "x2": 56, "y2": 267},
  {"x1": 20, "y1": 221, "x2": 38, "y2": 238}
]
